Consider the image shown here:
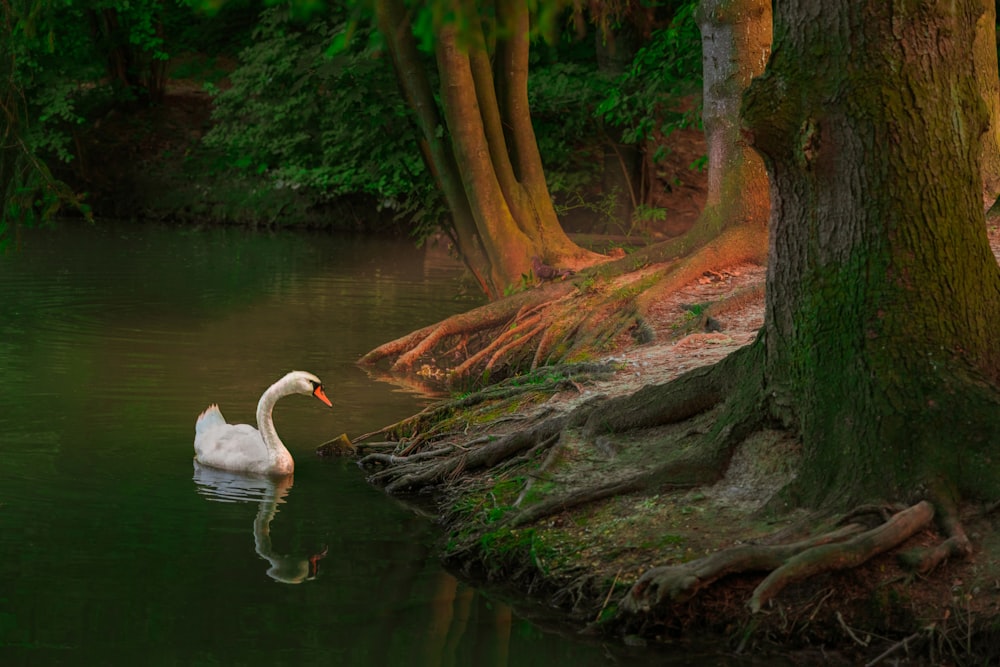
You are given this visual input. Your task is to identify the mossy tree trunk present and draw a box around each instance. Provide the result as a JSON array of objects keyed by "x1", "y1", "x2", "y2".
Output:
[
  {"x1": 376, "y1": 0, "x2": 602, "y2": 299},
  {"x1": 744, "y1": 0, "x2": 1000, "y2": 507},
  {"x1": 631, "y1": 0, "x2": 772, "y2": 307},
  {"x1": 974, "y1": 0, "x2": 1000, "y2": 207},
  {"x1": 695, "y1": 0, "x2": 770, "y2": 236}
]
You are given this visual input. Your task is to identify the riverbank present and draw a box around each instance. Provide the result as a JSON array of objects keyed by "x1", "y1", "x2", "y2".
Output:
[{"x1": 355, "y1": 224, "x2": 1000, "y2": 665}]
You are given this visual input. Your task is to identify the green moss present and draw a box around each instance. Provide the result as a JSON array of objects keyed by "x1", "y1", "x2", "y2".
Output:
[{"x1": 478, "y1": 526, "x2": 559, "y2": 575}]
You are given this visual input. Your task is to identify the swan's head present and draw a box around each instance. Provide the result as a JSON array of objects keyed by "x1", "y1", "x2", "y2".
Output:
[{"x1": 283, "y1": 371, "x2": 333, "y2": 407}]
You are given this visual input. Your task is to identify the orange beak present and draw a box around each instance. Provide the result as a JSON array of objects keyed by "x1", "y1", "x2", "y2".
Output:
[{"x1": 313, "y1": 385, "x2": 333, "y2": 407}]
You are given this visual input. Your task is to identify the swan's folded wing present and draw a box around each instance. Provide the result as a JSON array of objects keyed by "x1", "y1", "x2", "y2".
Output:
[{"x1": 194, "y1": 423, "x2": 269, "y2": 473}]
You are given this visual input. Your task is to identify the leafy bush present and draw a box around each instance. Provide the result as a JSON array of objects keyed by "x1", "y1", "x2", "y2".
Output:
[
  {"x1": 203, "y1": 6, "x2": 440, "y2": 235},
  {"x1": 529, "y1": 59, "x2": 613, "y2": 194},
  {"x1": 597, "y1": 2, "x2": 703, "y2": 146}
]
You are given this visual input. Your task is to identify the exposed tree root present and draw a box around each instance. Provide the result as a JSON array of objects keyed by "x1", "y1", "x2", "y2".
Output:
[
  {"x1": 622, "y1": 522, "x2": 868, "y2": 611},
  {"x1": 358, "y1": 226, "x2": 767, "y2": 385},
  {"x1": 509, "y1": 477, "x2": 656, "y2": 528},
  {"x1": 747, "y1": 501, "x2": 935, "y2": 612},
  {"x1": 361, "y1": 341, "x2": 770, "y2": 550},
  {"x1": 364, "y1": 418, "x2": 568, "y2": 494},
  {"x1": 619, "y1": 498, "x2": 977, "y2": 623},
  {"x1": 358, "y1": 282, "x2": 573, "y2": 372},
  {"x1": 899, "y1": 495, "x2": 973, "y2": 574},
  {"x1": 354, "y1": 362, "x2": 615, "y2": 453}
]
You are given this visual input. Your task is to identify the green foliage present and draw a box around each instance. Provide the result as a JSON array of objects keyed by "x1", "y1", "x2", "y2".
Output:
[
  {"x1": 1, "y1": 0, "x2": 95, "y2": 245},
  {"x1": 203, "y1": 6, "x2": 441, "y2": 235},
  {"x1": 597, "y1": 2, "x2": 702, "y2": 147},
  {"x1": 529, "y1": 59, "x2": 612, "y2": 194}
]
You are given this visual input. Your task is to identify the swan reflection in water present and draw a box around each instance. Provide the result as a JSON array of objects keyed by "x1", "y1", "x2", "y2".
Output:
[{"x1": 193, "y1": 463, "x2": 327, "y2": 584}]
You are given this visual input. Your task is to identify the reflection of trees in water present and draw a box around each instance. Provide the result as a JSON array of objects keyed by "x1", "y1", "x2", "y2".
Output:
[
  {"x1": 192, "y1": 464, "x2": 325, "y2": 584},
  {"x1": 193, "y1": 463, "x2": 514, "y2": 663},
  {"x1": 421, "y1": 572, "x2": 512, "y2": 667}
]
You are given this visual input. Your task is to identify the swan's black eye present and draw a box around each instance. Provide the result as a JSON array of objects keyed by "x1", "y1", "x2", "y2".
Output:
[{"x1": 310, "y1": 381, "x2": 319, "y2": 390}]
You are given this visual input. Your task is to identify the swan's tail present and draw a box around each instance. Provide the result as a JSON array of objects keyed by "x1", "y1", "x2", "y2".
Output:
[{"x1": 195, "y1": 404, "x2": 227, "y2": 434}]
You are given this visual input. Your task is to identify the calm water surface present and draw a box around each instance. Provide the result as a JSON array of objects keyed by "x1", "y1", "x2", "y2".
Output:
[{"x1": 0, "y1": 221, "x2": 710, "y2": 666}]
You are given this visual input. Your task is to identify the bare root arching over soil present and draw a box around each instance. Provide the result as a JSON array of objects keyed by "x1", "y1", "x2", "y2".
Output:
[
  {"x1": 351, "y1": 226, "x2": 1000, "y2": 663},
  {"x1": 359, "y1": 221, "x2": 767, "y2": 388}
]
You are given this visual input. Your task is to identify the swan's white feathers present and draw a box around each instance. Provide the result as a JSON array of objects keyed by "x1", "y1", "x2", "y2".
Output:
[
  {"x1": 195, "y1": 404, "x2": 227, "y2": 434},
  {"x1": 192, "y1": 371, "x2": 328, "y2": 476},
  {"x1": 195, "y1": 422, "x2": 269, "y2": 472}
]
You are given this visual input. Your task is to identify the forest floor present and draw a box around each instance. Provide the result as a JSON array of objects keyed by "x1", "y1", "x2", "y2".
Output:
[{"x1": 356, "y1": 184, "x2": 1000, "y2": 664}]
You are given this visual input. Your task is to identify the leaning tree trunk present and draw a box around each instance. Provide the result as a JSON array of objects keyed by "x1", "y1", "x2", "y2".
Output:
[
  {"x1": 745, "y1": 0, "x2": 1000, "y2": 507},
  {"x1": 375, "y1": 0, "x2": 495, "y2": 296},
  {"x1": 376, "y1": 0, "x2": 603, "y2": 297}
]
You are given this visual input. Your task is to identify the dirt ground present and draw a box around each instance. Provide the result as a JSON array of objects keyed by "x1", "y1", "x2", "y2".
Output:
[{"x1": 361, "y1": 196, "x2": 1000, "y2": 663}]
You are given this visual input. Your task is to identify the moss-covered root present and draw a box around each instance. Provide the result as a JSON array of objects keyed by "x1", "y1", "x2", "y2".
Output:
[
  {"x1": 582, "y1": 338, "x2": 759, "y2": 437},
  {"x1": 620, "y1": 501, "x2": 955, "y2": 621},
  {"x1": 621, "y1": 523, "x2": 866, "y2": 612},
  {"x1": 747, "y1": 501, "x2": 934, "y2": 612}
]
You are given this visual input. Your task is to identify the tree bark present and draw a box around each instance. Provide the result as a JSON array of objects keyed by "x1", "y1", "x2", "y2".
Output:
[
  {"x1": 375, "y1": 0, "x2": 495, "y2": 296},
  {"x1": 744, "y1": 0, "x2": 1000, "y2": 507},
  {"x1": 494, "y1": 0, "x2": 601, "y2": 269},
  {"x1": 974, "y1": 0, "x2": 1000, "y2": 206},
  {"x1": 437, "y1": 23, "x2": 538, "y2": 289},
  {"x1": 695, "y1": 0, "x2": 771, "y2": 236},
  {"x1": 376, "y1": 0, "x2": 604, "y2": 297}
]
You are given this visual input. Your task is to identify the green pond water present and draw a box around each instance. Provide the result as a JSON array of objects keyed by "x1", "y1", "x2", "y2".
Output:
[{"x1": 0, "y1": 220, "x2": 717, "y2": 666}]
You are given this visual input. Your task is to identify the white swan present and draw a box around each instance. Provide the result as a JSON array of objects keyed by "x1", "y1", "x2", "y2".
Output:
[{"x1": 194, "y1": 370, "x2": 332, "y2": 476}]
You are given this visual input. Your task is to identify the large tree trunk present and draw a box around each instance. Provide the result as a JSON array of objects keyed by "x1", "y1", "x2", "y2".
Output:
[{"x1": 745, "y1": 0, "x2": 1000, "y2": 507}]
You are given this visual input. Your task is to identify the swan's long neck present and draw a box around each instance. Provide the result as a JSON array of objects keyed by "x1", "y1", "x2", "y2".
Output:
[{"x1": 256, "y1": 379, "x2": 295, "y2": 474}]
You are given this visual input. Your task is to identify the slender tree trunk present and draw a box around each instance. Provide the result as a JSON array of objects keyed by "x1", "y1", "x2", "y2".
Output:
[
  {"x1": 87, "y1": 8, "x2": 166, "y2": 107},
  {"x1": 437, "y1": 24, "x2": 538, "y2": 289},
  {"x1": 695, "y1": 0, "x2": 771, "y2": 237},
  {"x1": 595, "y1": 20, "x2": 641, "y2": 229},
  {"x1": 375, "y1": 0, "x2": 495, "y2": 296},
  {"x1": 745, "y1": 0, "x2": 1000, "y2": 507},
  {"x1": 376, "y1": 0, "x2": 604, "y2": 297},
  {"x1": 494, "y1": 0, "x2": 600, "y2": 268}
]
